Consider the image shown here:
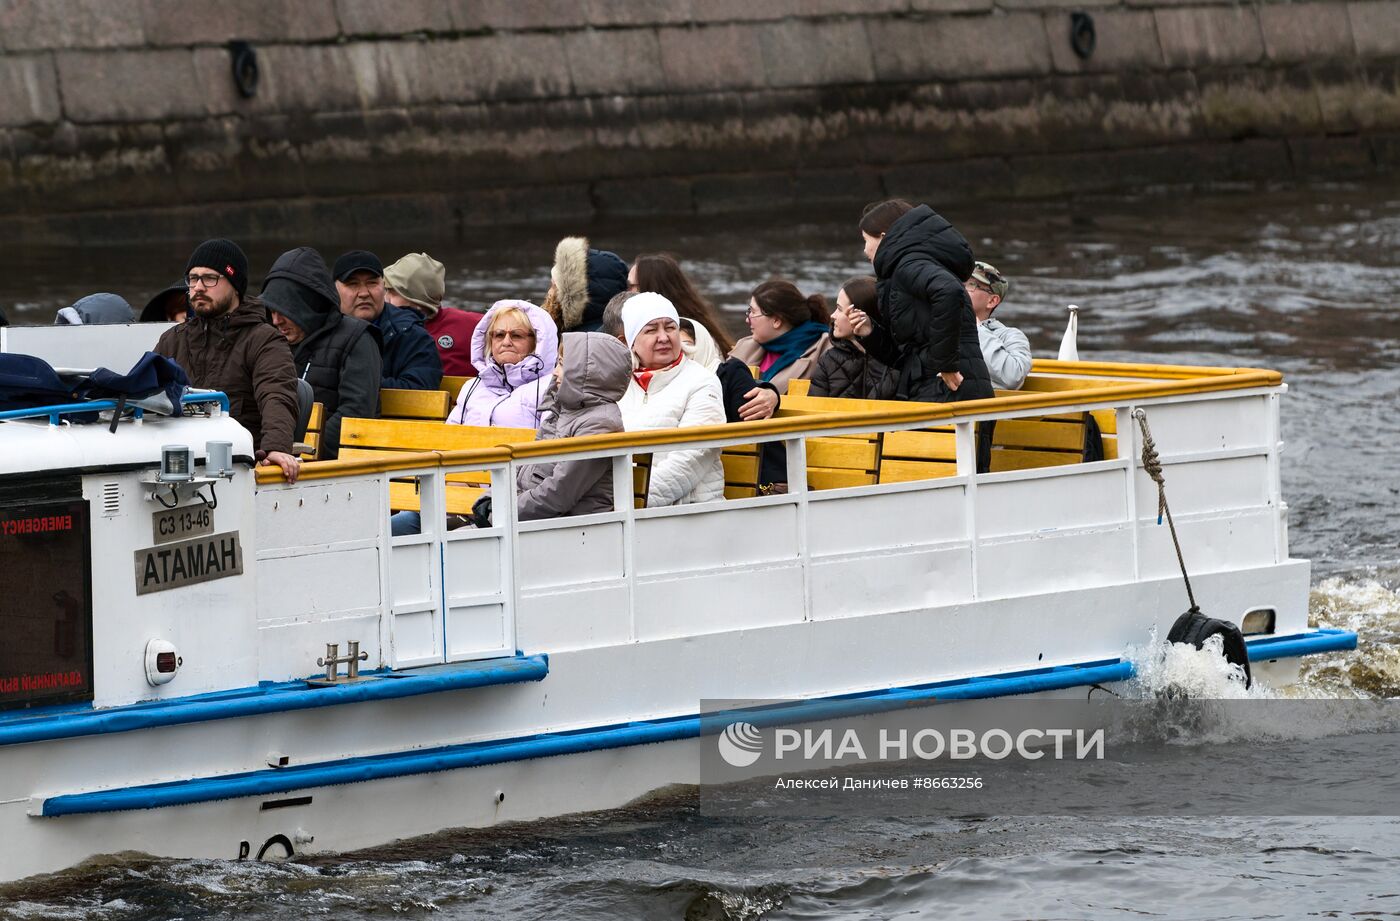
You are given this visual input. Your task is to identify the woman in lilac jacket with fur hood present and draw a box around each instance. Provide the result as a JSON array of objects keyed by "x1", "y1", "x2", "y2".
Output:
[{"x1": 447, "y1": 299, "x2": 557, "y2": 429}]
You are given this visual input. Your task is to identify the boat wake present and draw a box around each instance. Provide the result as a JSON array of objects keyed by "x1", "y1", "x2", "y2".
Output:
[{"x1": 1302, "y1": 575, "x2": 1400, "y2": 698}]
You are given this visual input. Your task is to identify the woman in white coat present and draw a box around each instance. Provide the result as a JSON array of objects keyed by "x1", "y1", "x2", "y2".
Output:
[{"x1": 617, "y1": 292, "x2": 726, "y2": 506}]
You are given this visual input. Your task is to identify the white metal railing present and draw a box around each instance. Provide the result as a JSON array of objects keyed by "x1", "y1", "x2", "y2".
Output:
[{"x1": 372, "y1": 382, "x2": 1286, "y2": 667}]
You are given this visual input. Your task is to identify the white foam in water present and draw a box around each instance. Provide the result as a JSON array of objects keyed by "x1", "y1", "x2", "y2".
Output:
[
  {"x1": 1115, "y1": 600, "x2": 1400, "y2": 748},
  {"x1": 1127, "y1": 630, "x2": 1269, "y2": 701}
]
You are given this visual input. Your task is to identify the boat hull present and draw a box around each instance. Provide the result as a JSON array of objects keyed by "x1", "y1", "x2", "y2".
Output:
[{"x1": 1, "y1": 559, "x2": 1323, "y2": 883}]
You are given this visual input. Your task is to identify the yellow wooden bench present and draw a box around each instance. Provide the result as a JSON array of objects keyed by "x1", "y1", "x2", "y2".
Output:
[
  {"x1": 338, "y1": 418, "x2": 536, "y2": 514},
  {"x1": 781, "y1": 391, "x2": 1112, "y2": 480},
  {"x1": 299, "y1": 390, "x2": 452, "y2": 460},
  {"x1": 1004, "y1": 376, "x2": 1118, "y2": 460},
  {"x1": 790, "y1": 375, "x2": 1117, "y2": 460}
]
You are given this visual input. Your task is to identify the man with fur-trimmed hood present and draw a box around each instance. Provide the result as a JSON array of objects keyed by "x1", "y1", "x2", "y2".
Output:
[{"x1": 541, "y1": 236, "x2": 629, "y2": 334}]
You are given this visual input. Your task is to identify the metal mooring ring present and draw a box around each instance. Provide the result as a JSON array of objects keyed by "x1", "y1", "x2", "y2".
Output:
[
  {"x1": 228, "y1": 40, "x2": 260, "y2": 99},
  {"x1": 1069, "y1": 12, "x2": 1097, "y2": 60}
]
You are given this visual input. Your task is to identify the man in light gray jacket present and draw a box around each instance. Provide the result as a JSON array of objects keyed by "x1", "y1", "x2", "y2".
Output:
[{"x1": 965, "y1": 261, "x2": 1032, "y2": 391}]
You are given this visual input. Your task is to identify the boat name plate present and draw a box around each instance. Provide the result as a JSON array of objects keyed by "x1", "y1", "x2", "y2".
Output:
[
  {"x1": 133, "y1": 531, "x2": 243, "y2": 595},
  {"x1": 151, "y1": 505, "x2": 213, "y2": 545}
]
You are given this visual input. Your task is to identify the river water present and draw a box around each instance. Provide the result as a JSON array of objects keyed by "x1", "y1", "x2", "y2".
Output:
[{"x1": 2, "y1": 180, "x2": 1399, "y2": 919}]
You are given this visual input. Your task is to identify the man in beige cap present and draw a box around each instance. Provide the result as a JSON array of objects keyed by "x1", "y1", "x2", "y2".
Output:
[
  {"x1": 383, "y1": 253, "x2": 481, "y2": 377},
  {"x1": 965, "y1": 261, "x2": 1031, "y2": 391}
]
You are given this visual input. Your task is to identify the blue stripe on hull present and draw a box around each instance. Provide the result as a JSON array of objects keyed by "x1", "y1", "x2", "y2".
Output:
[
  {"x1": 37, "y1": 628, "x2": 1355, "y2": 818},
  {"x1": 1, "y1": 655, "x2": 549, "y2": 747}
]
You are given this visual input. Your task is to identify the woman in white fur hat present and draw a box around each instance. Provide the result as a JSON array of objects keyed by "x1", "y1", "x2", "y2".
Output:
[{"x1": 617, "y1": 292, "x2": 726, "y2": 507}]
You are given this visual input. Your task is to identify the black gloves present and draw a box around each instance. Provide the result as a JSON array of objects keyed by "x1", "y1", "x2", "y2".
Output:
[{"x1": 470, "y1": 494, "x2": 493, "y2": 530}]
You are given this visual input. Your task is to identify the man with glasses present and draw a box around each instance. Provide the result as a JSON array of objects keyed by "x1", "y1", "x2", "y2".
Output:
[
  {"x1": 154, "y1": 238, "x2": 301, "y2": 481},
  {"x1": 965, "y1": 261, "x2": 1031, "y2": 391},
  {"x1": 333, "y1": 250, "x2": 442, "y2": 392}
]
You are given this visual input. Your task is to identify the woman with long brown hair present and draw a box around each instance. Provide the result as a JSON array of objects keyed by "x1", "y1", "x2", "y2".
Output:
[
  {"x1": 629, "y1": 253, "x2": 735, "y2": 354},
  {"x1": 729, "y1": 279, "x2": 833, "y2": 395},
  {"x1": 809, "y1": 275, "x2": 892, "y2": 399}
]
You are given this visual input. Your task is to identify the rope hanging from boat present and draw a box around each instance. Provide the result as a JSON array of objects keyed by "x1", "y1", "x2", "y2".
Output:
[{"x1": 1132, "y1": 408, "x2": 1197, "y2": 612}]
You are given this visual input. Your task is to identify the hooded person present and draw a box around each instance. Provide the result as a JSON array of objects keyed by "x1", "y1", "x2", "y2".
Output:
[
  {"x1": 855, "y1": 200, "x2": 993, "y2": 403},
  {"x1": 543, "y1": 236, "x2": 629, "y2": 333},
  {"x1": 262, "y1": 246, "x2": 382, "y2": 460},
  {"x1": 447, "y1": 299, "x2": 557, "y2": 429},
  {"x1": 513, "y1": 332, "x2": 633, "y2": 520},
  {"x1": 54, "y1": 293, "x2": 135, "y2": 326},
  {"x1": 139, "y1": 281, "x2": 189, "y2": 323},
  {"x1": 617, "y1": 292, "x2": 726, "y2": 507},
  {"x1": 383, "y1": 252, "x2": 481, "y2": 378}
]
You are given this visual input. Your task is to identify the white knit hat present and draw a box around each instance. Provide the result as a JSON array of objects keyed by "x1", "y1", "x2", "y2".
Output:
[{"x1": 621, "y1": 291, "x2": 680, "y2": 349}]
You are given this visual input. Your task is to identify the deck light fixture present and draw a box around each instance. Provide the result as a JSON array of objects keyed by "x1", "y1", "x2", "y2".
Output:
[{"x1": 159, "y1": 445, "x2": 193, "y2": 482}]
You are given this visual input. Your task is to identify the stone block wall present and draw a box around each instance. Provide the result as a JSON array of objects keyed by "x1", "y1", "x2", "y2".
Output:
[{"x1": 0, "y1": 0, "x2": 1398, "y2": 242}]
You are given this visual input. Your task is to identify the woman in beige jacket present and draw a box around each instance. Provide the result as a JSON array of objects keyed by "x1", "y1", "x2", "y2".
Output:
[{"x1": 728, "y1": 279, "x2": 833, "y2": 395}]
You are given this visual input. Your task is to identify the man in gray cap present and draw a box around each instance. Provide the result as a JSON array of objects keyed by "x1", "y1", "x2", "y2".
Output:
[
  {"x1": 333, "y1": 250, "x2": 441, "y2": 391},
  {"x1": 965, "y1": 261, "x2": 1031, "y2": 391}
]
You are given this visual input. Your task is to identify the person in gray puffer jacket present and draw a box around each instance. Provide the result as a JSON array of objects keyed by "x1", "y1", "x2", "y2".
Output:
[{"x1": 514, "y1": 331, "x2": 631, "y2": 521}]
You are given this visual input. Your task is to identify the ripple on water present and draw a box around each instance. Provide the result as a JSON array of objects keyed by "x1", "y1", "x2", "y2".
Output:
[{"x1": 3, "y1": 182, "x2": 1400, "y2": 920}]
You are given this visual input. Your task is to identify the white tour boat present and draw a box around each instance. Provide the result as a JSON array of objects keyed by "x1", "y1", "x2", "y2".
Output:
[{"x1": 0, "y1": 323, "x2": 1355, "y2": 883}]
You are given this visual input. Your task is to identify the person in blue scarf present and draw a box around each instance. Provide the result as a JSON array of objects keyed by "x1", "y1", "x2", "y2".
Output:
[{"x1": 728, "y1": 279, "x2": 834, "y2": 395}]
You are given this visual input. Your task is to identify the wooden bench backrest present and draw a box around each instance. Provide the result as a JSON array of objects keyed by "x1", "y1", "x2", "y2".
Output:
[
  {"x1": 806, "y1": 433, "x2": 881, "y2": 490},
  {"x1": 722, "y1": 444, "x2": 761, "y2": 500},
  {"x1": 379, "y1": 388, "x2": 451, "y2": 421},
  {"x1": 781, "y1": 392, "x2": 1114, "y2": 479},
  {"x1": 300, "y1": 402, "x2": 326, "y2": 459},
  {"x1": 879, "y1": 428, "x2": 958, "y2": 482},
  {"x1": 441, "y1": 375, "x2": 472, "y2": 405},
  {"x1": 339, "y1": 418, "x2": 536, "y2": 452},
  {"x1": 633, "y1": 454, "x2": 652, "y2": 508}
]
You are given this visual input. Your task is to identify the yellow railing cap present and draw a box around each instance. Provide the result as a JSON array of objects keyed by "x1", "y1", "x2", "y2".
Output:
[
  {"x1": 254, "y1": 365, "x2": 1285, "y2": 480},
  {"x1": 255, "y1": 449, "x2": 444, "y2": 483},
  {"x1": 1030, "y1": 358, "x2": 1276, "y2": 379}
]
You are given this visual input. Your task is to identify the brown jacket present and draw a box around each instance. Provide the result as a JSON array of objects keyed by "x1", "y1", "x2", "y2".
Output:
[
  {"x1": 728, "y1": 333, "x2": 834, "y2": 396},
  {"x1": 155, "y1": 297, "x2": 298, "y2": 456}
]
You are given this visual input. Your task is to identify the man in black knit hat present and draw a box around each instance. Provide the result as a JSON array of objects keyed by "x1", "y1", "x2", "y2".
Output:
[{"x1": 154, "y1": 238, "x2": 301, "y2": 482}]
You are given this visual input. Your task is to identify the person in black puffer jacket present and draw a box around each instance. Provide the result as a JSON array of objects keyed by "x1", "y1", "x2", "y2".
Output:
[
  {"x1": 263, "y1": 247, "x2": 382, "y2": 460},
  {"x1": 810, "y1": 275, "x2": 893, "y2": 399},
  {"x1": 852, "y1": 200, "x2": 993, "y2": 403}
]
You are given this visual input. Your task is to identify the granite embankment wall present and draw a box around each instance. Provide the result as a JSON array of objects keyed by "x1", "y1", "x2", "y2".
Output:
[{"x1": 1, "y1": 0, "x2": 1398, "y2": 243}]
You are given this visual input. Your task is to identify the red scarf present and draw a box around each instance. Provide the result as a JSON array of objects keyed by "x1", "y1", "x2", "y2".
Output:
[{"x1": 633, "y1": 355, "x2": 684, "y2": 392}]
